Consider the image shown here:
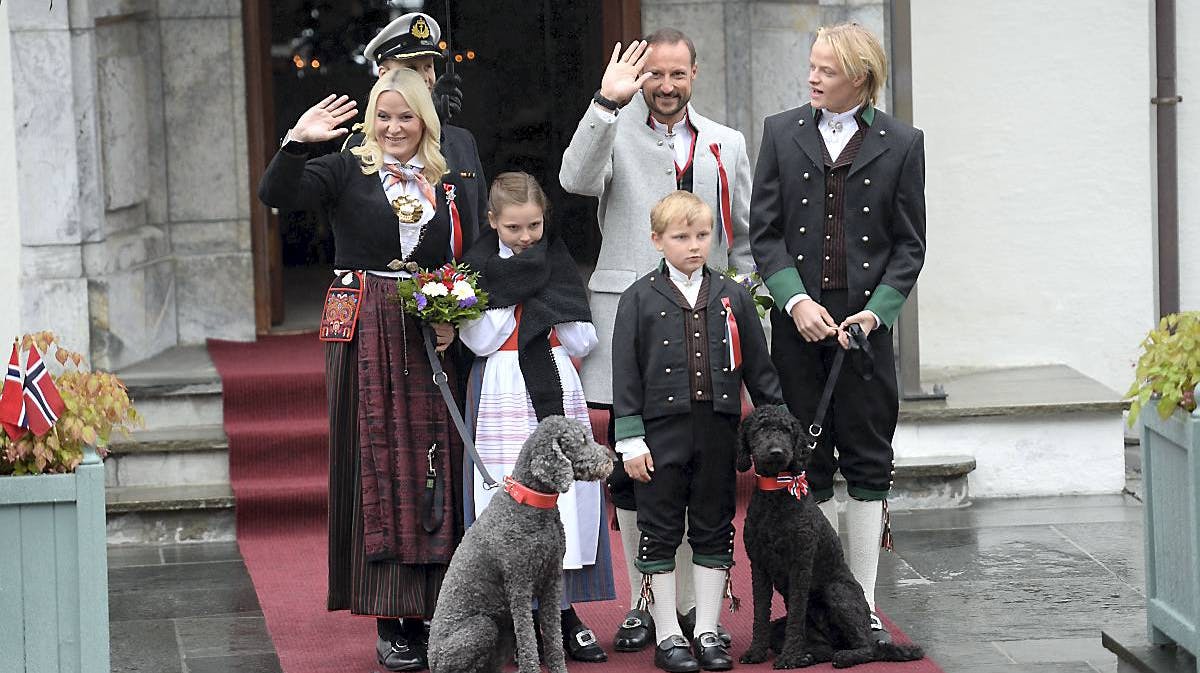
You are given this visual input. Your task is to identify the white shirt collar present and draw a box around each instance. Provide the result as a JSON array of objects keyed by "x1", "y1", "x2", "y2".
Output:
[
  {"x1": 821, "y1": 105, "x2": 859, "y2": 128},
  {"x1": 648, "y1": 110, "x2": 692, "y2": 137},
  {"x1": 664, "y1": 259, "x2": 704, "y2": 286},
  {"x1": 498, "y1": 239, "x2": 515, "y2": 259}
]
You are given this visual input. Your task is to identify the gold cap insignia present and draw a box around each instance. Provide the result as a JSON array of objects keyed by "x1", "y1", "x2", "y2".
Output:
[{"x1": 411, "y1": 17, "x2": 431, "y2": 40}]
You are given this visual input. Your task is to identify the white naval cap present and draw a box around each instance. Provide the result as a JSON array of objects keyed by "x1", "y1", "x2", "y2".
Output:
[{"x1": 365, "y1": 12, "x2": 443, "y2": 63}]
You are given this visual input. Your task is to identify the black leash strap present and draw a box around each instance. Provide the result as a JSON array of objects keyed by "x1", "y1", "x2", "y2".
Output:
[
  {"x1": 805, "y1": 323, "x2": 872, "y2": 448},
  {"x1": 421, "y1": 324, "x2": 499, "y2": 489},
  {"x1": 420, "y1": 443, "x2": 445, "y2": 533}
]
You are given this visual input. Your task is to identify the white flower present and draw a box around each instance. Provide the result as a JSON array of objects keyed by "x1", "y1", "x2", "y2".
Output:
[
  {"x1": 420, "y1": 281, "x2": 449, "y2": 297},
  {"x1": 451, "y1": 280, "x2": 475, "y2": 300}
]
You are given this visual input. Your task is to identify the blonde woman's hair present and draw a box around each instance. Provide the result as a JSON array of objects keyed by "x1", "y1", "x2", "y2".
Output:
[
  {"x1": 350, "y1": 68, "x2": 446, "y2": 184},
  {"x1": 815, "y1": 23, "x2": 888, "y2": 108},
  {"x1": 650, "y1": 190, "x2": 712, "y2": 235}
]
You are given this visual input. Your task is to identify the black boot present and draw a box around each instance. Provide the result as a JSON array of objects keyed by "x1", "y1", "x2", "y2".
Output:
[
  {"x1": 562, "y1": 606, "x2": 607, "y2": 662},
  {"x1": 613, "y1": 608, "x2": 655, "y2": 652}
]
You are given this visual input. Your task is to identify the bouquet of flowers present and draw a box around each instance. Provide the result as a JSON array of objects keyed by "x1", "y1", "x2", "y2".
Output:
[
  {"x1": 394, "y1": 262, "x2": 489, "y2": 325},
  {"x1": 724, "y1": 266, "x2": 775, "y2": 318}
]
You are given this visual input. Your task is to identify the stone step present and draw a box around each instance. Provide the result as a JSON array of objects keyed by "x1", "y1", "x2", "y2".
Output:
[
  {"x1": 117, "y1": 345, "x2": 223, "y2": 430},
  {"x1": 1103, "y1": 630, "x2": 1197, "y2": 673},
  {"x1": 105, "y1": 424, "x2": 230, "y2": 489},
  {"x1": 105, "y1": 483, "x2": 235, "y2": 545},
  {"x1": 826, "y1": 454, "x2": 976, "y2": 510}
]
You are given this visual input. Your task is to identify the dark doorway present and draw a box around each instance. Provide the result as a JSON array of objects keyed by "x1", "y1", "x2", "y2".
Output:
[{"x1": 251, "y1": 0, "x2": 629, "y2": 330}]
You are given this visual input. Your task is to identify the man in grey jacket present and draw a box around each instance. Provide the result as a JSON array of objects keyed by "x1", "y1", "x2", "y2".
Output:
[{"x1": 559, "y1": 29, "x2": 753, "y2": 657}]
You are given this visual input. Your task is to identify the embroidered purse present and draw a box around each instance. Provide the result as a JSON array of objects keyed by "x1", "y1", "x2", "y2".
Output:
[{"x1": 319, "y1": 271, "x2": 365, "y2": 342}]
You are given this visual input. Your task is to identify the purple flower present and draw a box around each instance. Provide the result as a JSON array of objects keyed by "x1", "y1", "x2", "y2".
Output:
[
  {"x1": 415, "y1": 293, "x2": 428, "y2": 310},
  {"x1": 457, "y1": 296, "x2": 477, "y2": 309}
]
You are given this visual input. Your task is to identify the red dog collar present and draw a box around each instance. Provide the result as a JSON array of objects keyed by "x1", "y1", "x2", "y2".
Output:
[
  {"x1": 503, "y1": 475, "x2": 559, "y2": 509},
  {"x1": 756, "y1": 472, "x2": 810, "y2": 499}
]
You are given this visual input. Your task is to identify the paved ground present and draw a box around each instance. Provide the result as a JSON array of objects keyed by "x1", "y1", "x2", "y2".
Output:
[{"x1": 108, "y1": 487, "x2": 1148, "y2": 673}]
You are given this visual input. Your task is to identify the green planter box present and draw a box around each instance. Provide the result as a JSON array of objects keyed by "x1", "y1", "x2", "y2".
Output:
[
  {"x1": 0, "y1": 447, "x2": 110, "y2": 673},
  {"x1": 1142, "y1": 403, "x2": 1200, "y2": 670}
]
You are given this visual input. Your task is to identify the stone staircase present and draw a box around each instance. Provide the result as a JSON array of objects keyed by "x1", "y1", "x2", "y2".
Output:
[{"x1": 107, "y1": 348, "x2": 1130, "y2": 544}]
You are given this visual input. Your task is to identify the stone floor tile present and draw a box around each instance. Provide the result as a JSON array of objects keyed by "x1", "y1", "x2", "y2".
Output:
[
  {"x1": 109, "y1": 620, "x2": 183, "y2": 673},
  {"x1": 108, "y1": 558, "x2": 252, "y2": 593},
  {"x1": 159, "y1": 541, "x2": 243, "y2": 564},
  {"x1": 109, "y1": 587, "x2": 264, "y2": 621},
  {"x1": 947, "y1": 663, "x2": 1101, "y2": 673},
  {"x1": 1052, "y1": 522, "x2": 1146, "y2": 592},
  {"x1": 185, "y1": 653, "x2": 284, "y2": 673},
  {"x1": 890, "y1": 525, "x2": 1108, "y2": 583},
  {"x1": 891, "y1": 495, "x2": 1142, "y2": 531},
  {"x1": 175, "y1": 615, "x2": 277, "y2": 658},
  {"x1": 993, "y1": 637, "x2": 1115, "y2": 663},
  {"x1": 909, "y1": 640, "x2": 1014, "y2": 669},
  {"x1": 106, "y1": 545, "x2": 164, "y2": 569}
]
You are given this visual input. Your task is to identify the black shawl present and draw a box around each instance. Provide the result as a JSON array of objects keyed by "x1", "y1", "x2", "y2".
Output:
[{"x1": 464, "y1": 230, "x2": 591, "y2": 420}]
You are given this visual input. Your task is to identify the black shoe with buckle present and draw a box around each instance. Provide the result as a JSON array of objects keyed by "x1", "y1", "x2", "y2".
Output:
[
  {"x1": 375, "y1": 635, "x2": 427, "y2": 672},
  {"x1": 614, "y1": 608, "x2": 655, "y2": 652},
  {"x1": 692, "y1": 631, "x2": 733, "y2": 671},
  {"x1": 678, "y1": 609, "x2": 732, "y2": 649},
  {"x1": 869, "y1": 612, "x2": 892, "y2": 644},
  {"x1": 655, "y1": 634, "x2": 701, "y2": 673},
  {"x1": 563, "y1": 622, "x2": 608, "y2": 663}
]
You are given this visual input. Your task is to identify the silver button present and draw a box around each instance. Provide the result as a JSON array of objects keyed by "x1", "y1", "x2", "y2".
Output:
[
  {"x1": 696, "y1": 352, "x2": 702, "y2": 358},
  {"x1": 722, "y1": 367, "x2": 729, "y2": 372},
  {"x1": 660, "y1": 312, "x2": 667, "y2": 317},
  {"x1": 828, "y1": 214, "x2": 833, "y2": 219},
  {"x1": 798, "y1": 119, "x2": 805, "y2": 126},
  {"x1": 696, "y1": 371, "x2": 702, "y2": 376},
  {"x1": 657, "y1": 140, "x2": 664, "y2": 146},
  {"x1": 862, "y1": 236, "x2": 869, "y2": 242},
  {"x1": 663, "y1": 339, "x2": 669, "y2": 346},
  {"x1": 799, "y1": 227, "x2": 806, "y2": 234},
  {"x1": 650, "y1": 276, "x2": 656, "y2": 281},
  {"x1": 722, "y1": 394, "x2": 729, "y2": 399},
  {"x1": 825, "y1": 256, "x2": 830, "y2": 261},
  {"x1": 694, "y1": 332, "x2": 701, "y2": 338},
  {"x1": 863, "y1": 206, "x2": 870, "y2": 214},
  {"x1": 696, "y1": 390, "x2": 703, "y2": 396},
  {"x1": 796, "y1": 254, "x2": 804, "y2": 261},
  {"x1": 823, "y1": 277, "x2": 830, "y2": 282},
  {"x1": 721, "y1": 339, "x2": 727, "y2": 344},
  {"x1": 668, "y1": 396, "x2": 674, "y2": 402},
  {"x1": 864, "y1": 178, "x2": 871, "y2": 186},
  {"x1": 693, "y1": 313, "x2": 699, "y2": 319},
  {"x1": 801, "y1": 198, "x2": 808, "y2": 205},
  {"x1": 666, "y1": 169, "x2": 673, "y2": 175},
  {"x1": 880, "y1": 130, "x2": 887, "y2": 136},
  {"x1": 828, "y1": 193, "x2": 834, "y2": 198},
  {"x1": 825, "y1": 235, "x2": 831, "y2": 240},
  {"x1": 665, "y1": 368, "x2": 671, "y2": 373},
  {"x1": 803, "y1": 172, "x2": 810, "y2": 180},
  {"x1": 864, "y1": 290, "x2": 872, "y2": 297},
  {"x1": 863, "y1": 262, "x2": 870, "y2": 269},
  {"x1": 589, "y1": 123, "x2": 596, "y2": 129}
]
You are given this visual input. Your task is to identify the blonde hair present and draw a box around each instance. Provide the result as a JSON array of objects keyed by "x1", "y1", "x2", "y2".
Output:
[
  {"x1": 650, "y1": 191, "x2": 712, "y2": 235},
  {"x1": 488, "y1": 172, "x2": 550, "y2": 219},
  {"x1": 350, "y1": 68, "x2": 446, "y2": 184},
  {"x1": 815, "y1": 23, "x2": 888, "y2": 108}
]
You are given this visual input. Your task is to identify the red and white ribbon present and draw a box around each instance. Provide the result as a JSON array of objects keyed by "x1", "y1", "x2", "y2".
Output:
[
  {"x1": 710, "y1": 143, "x2": 734, "y2": 248},
  {"x1": 443, "y1": 183, "x2": 463, "y2": 260},
  {"x1": 721, "y1": 297, "x2": 741, "y2": 370}
]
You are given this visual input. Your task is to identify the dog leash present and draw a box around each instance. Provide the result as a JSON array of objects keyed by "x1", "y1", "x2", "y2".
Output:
[
  {"x1": 804, "y1": 323, "x2": 872, "y2": 449},
  {"x1": 421, "y1": 325, "x2": 499, "y2": 489}
]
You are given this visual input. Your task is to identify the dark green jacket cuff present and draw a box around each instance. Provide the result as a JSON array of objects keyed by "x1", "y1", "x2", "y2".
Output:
[
  {"x1": 765, "y1": 267, "x2": 806, "y2": 308},
  {"x1": 864, "y1": 283, "x2": 907, "y2": 329},
  {"x1": 614, "y1": 415, "x2": 646, "y2": 442}
]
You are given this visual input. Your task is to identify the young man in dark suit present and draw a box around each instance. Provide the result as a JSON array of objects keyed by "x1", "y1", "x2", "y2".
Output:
[{"x1": 749, "y1": 22, "x2": 926, "y2": 643}]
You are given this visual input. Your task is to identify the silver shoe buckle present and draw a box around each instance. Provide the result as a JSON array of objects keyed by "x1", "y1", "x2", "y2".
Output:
[{"x1": 575, "y1": 629, "x2": 597, "y2": 647}]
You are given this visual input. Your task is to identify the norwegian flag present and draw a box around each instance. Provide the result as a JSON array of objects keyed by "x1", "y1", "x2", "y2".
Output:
[
  {"x1": 0, "y1": 342, "x2": 24, "y2": 441},
  {"x1": 21, "y1": 344, "x2": 65, "y2": 437}
]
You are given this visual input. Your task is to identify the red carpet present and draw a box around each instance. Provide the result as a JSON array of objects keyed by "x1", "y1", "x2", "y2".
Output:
[{"x1": 209, "y1": 334, "x2": 941, "y2": 673}]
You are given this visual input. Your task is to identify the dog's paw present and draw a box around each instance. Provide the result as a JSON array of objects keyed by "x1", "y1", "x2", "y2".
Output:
[
  {"x1": 773, "y1": 651, "x2": 817, "y2": 669},
  {"x1": 740, "y1": 645, "x2": 771, "y2": 664}
]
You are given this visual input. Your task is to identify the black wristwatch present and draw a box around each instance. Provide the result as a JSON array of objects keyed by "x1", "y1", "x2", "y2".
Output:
[{"x1": 592, "y1": 89, "x2": 621, "y2": 112}]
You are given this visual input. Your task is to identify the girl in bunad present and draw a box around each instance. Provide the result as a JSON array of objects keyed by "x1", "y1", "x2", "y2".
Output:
[
  {"x1": 258, "y1": 68, "x2": 478, "y2": 672},
  {"x1": 459, "y1": 172, "x2": 615, "y2": 664}
]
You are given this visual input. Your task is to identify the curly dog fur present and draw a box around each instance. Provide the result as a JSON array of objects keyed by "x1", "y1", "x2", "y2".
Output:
[
  {"x1": 736, "y1": 406, "x2": 923, "y2": 669},
  {"x1": 427, "y1": 416, "x2": 613, "y2": 673}
]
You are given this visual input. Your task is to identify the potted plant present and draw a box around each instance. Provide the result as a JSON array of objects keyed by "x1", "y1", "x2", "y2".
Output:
[
  {"x1": 1125, "y1": 311, "x2": 1200, "y2": 661},
  {"x1": 0, "y1": 331, "x2": 140, "y2": 673}
]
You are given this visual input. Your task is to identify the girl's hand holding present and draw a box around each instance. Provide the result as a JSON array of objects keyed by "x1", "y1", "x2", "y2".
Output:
[
  {"x1": 432, "y1": 322, "x2": 455, "y2": 352},
  {"x1": 287, "y1": 94, "x2": 358, "y2": 143}
]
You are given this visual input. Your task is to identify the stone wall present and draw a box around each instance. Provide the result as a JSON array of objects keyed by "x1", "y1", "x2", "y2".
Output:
[
  {"x1": 640, "y1": 0, "x2": 890, "y2": 159},
  {"x1": 2, "y1": 0, "x2": 252, "y2": 368}
]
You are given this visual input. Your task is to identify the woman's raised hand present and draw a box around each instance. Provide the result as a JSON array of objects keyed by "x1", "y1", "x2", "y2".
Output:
[
  {"x1": 599, "y1": 41, "x2": 653, "y2": 107},
  {"x1": 288, "y1": 94, "x2": 359, "y2": 143}
]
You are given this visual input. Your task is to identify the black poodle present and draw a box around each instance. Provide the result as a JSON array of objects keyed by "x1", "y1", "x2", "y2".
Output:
[{"x1": 736, "y1": 405, "x2": 924, "y2": 669}]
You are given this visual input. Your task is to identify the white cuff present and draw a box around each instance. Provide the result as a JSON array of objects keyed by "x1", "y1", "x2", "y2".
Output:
[
  {"x1": 616, "y1": 437, "x2": 650, "y2": 460},
  {"x1": 590, "y1": 102, "x2": 619, "y2": 122},
  {"x1": 865, "y1": 310, "x2": 881, "y2": 331},
  {"x1": 783, "y1": 293, "x2": 811, "y2": 315}
]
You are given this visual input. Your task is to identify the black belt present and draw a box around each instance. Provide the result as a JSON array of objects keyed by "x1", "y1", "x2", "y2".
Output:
[
  {"x1": 805, "y1": 323, "x2": 873, "y2": 449},
  {"x1": 419, "y1": 324, "x2": 499, "y2": 533}
]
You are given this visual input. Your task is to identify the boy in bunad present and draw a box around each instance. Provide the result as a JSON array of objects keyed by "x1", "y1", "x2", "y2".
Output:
[{"x1": 612, "y1": 191, "x2": 785, "y2": 672}]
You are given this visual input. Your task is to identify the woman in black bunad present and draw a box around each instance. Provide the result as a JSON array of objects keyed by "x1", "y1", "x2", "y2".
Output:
[{"x1": 258, "y1": 68, "x2": 474, "y2": 672}]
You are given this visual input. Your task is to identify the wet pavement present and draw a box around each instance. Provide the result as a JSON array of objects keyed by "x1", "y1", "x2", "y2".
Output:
[{"x1": 108, "y1": 490, "x2": 1147, "y2": 673}]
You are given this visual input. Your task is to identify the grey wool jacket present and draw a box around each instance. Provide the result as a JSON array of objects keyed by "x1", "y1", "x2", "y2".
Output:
[{"x1": 560, "y1": 94, "x2": 755, "y2": 405}]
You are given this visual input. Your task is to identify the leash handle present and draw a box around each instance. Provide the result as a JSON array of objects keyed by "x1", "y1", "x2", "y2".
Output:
[{"x1": 421, "y1": 324, "x2": 499, "y2": 488}]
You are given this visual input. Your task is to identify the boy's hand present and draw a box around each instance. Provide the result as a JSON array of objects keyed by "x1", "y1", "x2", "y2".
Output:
[
  {"x1": 432, "y1": 322, "x2": 455, "y2": 352},
  {"x1": 790, "y1": 298, "x2": 838, "y2": 342},
  {"x1": 624, "y1": 453, "x2": 654, "y2": 483}
]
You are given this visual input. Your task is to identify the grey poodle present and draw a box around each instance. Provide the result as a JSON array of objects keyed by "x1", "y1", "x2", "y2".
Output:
[
  {"x1": 427, "y1": 416, "x2": 613, "y2": 673},
  {"x1": 737, "y1": 405, "x2": 923, "y2": 669}
]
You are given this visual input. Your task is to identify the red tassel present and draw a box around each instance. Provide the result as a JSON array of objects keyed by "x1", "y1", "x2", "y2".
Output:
[{"x1": 880, "y1": 499, "x2": 894, "y2": 552}]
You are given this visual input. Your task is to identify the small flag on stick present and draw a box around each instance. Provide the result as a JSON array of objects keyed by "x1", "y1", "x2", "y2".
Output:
[
  {"x1": 0, "y1": 342, "x2": 25, "y2": 441},
  {"x1": 21, "y1": 344, "x2": 65, "y2": 437}
]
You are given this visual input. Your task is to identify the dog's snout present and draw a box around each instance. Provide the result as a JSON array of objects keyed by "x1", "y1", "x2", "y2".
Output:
[{"x1": 768, "y1": 447, "x2": 785, "y2": 458}]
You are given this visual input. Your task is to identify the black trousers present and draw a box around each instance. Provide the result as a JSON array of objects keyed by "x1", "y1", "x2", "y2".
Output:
[
  {"x1": 769, "y1": 289, "x2": 898, "y2": 501},
  {"x1": 632, "y1": 403, "x2": 739, "y2": 572}
]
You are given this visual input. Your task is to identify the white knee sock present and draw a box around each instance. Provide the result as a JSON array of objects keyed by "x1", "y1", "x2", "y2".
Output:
[
  {"x1": 616, "y1": 507, "x2": 643, "y2": 608},
  {"x1": 691, "y1": 564, "x2": 727, "y2": 638},
  {"x1": 817, "y1": 497, "x2": 839, "y2": 532},
  {"x1": 844, "y1": 498, "x2": 884, "y2": 612},
  {"x1": 648, "y1": 571, "x2": 683, "y2": 643},
  {"x1": 675, "y1": 540, "x2": 695, "y2": 615}
]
